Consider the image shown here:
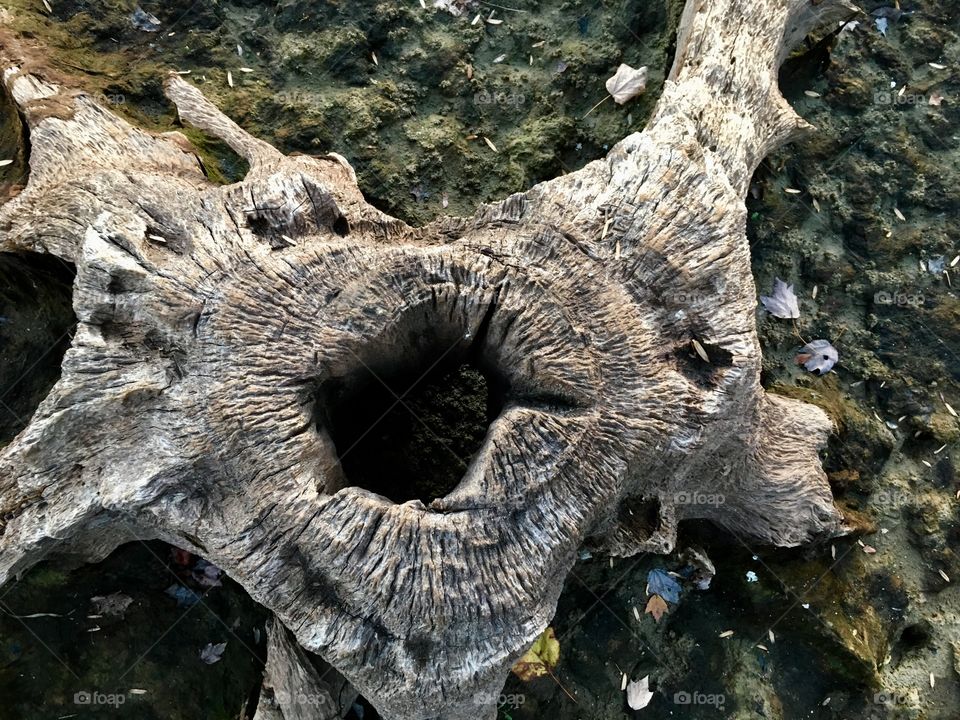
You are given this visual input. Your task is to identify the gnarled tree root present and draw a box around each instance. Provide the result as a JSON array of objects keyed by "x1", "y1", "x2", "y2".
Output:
[{"x1": 0, "y1": 1, "x2": 853, "y2": 717}]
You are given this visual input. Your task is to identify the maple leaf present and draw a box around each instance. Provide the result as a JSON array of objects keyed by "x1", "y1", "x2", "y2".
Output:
[
  {"x1": 759, "y1": 278, "x2": 800, "y2": 319},
  {"x1": 646, "y1": 568, "x2": 681, "y2": 603},
  {"x1": 645, "y1": 594, "x2": 669, "y2": 623},
  {"x1": 511, "y1": 627, "x2": 560, "y2": 681},
  {"x1": 796, "y1": 339, "x2": 838, "y2": 374},
  {"x1": 605, "y1": 64, "x2": 648, "y2": 104},
  {"x1": 199, "y1": 641, "x2": 227, "y2": 665}
]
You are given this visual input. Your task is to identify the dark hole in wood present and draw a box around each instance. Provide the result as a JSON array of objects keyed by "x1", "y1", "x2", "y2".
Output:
[
  {"x1": 0, "y1": 252, "x2": 76, "y2": 447},
  {"x1": 617, "y1": 495, "x2": 662, "y2": 542},
  {"x1": 332, "y1": 214, "x2": 349, "y2": 237},
  {"x1": 321, "y1": 355, "x2": 507, "y2": 505},
  {"x1": 675, "y1": 340, "x2": 734, "y2": 389}
]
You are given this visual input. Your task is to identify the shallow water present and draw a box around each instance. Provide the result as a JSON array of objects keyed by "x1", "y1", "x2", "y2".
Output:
[
  {"x1": 0, "y1": 542, "x2": 266, "y2": 719},
  {"x1": 1, "y1": 0, "x2": 960, "y2": 718}
]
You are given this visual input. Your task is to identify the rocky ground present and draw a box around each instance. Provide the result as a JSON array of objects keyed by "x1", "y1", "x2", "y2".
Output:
[{"x1": 0, "y1": 0, "x2": 959, "y2": 719}]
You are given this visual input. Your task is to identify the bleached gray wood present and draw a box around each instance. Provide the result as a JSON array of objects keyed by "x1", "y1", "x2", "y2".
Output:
[{"x1": 255, "y1": 616, "x2": 355, "y2": 720}]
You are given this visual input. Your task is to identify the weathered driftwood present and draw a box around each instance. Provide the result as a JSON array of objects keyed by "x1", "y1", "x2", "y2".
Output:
[
  {"x1": 255, "y1": 616, "x2": 356, "y2": 720},
  {"x1": 0, "y1": 0, "x2": 853, "y2": 717}
]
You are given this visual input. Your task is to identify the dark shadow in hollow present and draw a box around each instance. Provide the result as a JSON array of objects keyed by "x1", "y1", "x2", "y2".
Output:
[
  {"x1": 321, "y1": 355, "x2": 507, "y2": 505},
  {"x1": 345, "y1": 695, "x2": 383, "y2": 719},
  {"x1": 0, "y1": 252, "x2": 77, "y2": 447}
]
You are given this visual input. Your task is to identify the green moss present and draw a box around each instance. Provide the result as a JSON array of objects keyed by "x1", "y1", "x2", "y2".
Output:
[
  {"x1": 2, "y1": 0, "x2": 681, "y2": 226},
  {"x1": 771, "y1": 376, "x2": 871, "y2": 432},
  {"x1": 178, "y1": 128, "x2": 250, "y2": 185},
  {"x1": 18, "y1": 566, "x2": 69, "y2": 590},
  {"x1": 0, "y1": 89, "x2": 27, "y2": 198},
  {"x1": 928, "y1": 411, "x2": 960, "y2": 444},
  {"x1": 763, "y1": 555, "x2": 885, "y2": 686}
]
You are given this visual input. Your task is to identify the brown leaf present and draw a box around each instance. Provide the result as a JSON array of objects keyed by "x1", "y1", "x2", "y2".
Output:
[{"x1": 644, "y1": 594, "x2": 669, "y2": 622}]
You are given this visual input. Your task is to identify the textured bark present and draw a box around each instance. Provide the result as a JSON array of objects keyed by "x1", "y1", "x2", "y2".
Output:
[
  {"x1": 255, "y1": 616, "x2": 356, "y2": 720},
  {"x1": 0, "y1": 1, "x2": 853, "y2": 718}
]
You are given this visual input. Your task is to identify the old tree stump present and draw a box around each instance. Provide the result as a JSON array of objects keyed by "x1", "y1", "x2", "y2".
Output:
[{"x1": 0, "y1": 0, "x2": 854, "y2": 717}]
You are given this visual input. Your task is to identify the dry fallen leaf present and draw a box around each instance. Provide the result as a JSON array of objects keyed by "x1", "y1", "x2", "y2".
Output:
[
  {"x1": 200, "y1": 641, "x2": 227, "y2": 664},
  {"x1": 796, "y1": 339, "x2": 838, "y2": 374},
  {"x1": 626, "y1": 675, "x2": 654, "y2": 710},
  {"x1": 760, "y1": 277, "x2": 800, "y2": 319},
  {"x1": 691, "y1": 339, "x2": 710, "y2": 363},
  {"x1": 90, "y1": 592, "x2": 134, "y2": 617},
  {"x1": 605, "y1": 64, "x2": 648, "y2": 105},
  {"x1": 511, "y1": 627, "x2": 560, "y2": 681},
  {"x1": 645, "y1": 594, "x2": 669, "y2": 623}
]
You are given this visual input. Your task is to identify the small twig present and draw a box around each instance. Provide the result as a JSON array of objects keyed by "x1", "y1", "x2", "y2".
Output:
[
  {"x1": 583, "y1": 95, "x2": 610, "y2": 118},
  {"x1": 478, "y1": 0, "x2": 528, "y2": 12},
  {"x1": 546, "y1": 667, "x2": 578, "y2": 703},
  {"x1": 791, "y1": 319, "x2": 809, "y2": 345}
]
